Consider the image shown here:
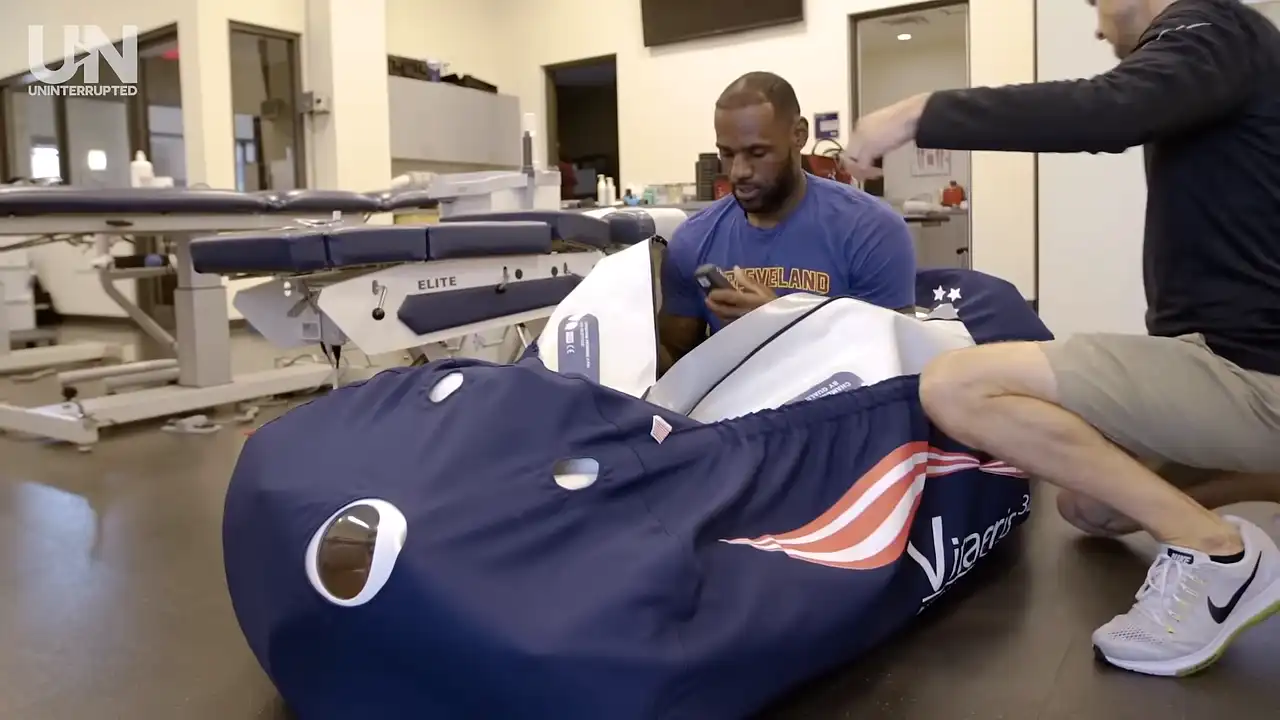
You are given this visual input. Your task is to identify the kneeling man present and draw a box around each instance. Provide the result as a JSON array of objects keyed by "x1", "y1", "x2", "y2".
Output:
[
  {"x1": 843, "y1": 0, "x2": 1280, "y2": 677},
  {"x1": 658, "y1": 71, "x2": 916, "y2": 371}
]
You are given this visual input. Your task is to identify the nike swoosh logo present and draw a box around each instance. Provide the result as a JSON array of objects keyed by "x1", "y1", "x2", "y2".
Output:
[{"x1": 1207, "y1": 553, "x2": 1262, "y2": 624}]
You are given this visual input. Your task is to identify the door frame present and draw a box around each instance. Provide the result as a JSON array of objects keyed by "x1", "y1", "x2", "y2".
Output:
[
  {"x1": 543, "y1": 54, "x2": 618, "y2": 177},
  {"x1": 229, "y1": 21, "x2": 308, "y2": 190}
]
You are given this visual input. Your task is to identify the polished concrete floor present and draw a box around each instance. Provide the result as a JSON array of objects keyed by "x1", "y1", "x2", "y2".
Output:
[{"x1": 2, "y1": 324, "x2": 1278, "y2": 719}]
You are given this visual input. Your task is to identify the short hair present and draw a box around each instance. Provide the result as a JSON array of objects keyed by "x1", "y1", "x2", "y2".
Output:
[{"x1": 716, "y1": 72, "x2": 801, "y2": 121}]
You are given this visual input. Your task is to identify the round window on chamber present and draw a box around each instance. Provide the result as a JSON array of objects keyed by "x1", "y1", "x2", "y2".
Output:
[{"x1": 305, "y1": 499, "x2": 407, "y2": 607}]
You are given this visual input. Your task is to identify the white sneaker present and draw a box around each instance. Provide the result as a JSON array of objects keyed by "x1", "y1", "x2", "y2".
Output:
[{"x1": 1092, "y1": 515, "x2": 1280, "y2": 676}]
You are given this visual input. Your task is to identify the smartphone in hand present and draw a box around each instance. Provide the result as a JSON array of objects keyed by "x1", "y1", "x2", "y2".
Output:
[{"x1": 694, "y1": 264, "x2": 733, "y2": 294}]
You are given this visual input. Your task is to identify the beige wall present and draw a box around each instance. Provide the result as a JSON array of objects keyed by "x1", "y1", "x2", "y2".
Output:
[{"x1": 503, "y1": 0, "x2": 1037, "y2": 298}]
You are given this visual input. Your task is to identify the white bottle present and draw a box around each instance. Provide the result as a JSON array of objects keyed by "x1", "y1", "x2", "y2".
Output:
[
  {"x1": 130, "y1": 151, "x2": 154, "y2": 188},
  {"x1": 596, "y1": 175, "x2": 607, "y2": 205},
  {"x1": 605, "y1": 176, "x2": 617, "y2": 205}
]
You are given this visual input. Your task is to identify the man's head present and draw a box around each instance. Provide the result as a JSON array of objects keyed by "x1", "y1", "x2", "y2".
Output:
[
  {"x1": 1088, "y1": 0, "x2": 1174, "y2": 58},
  {"x1": 714, "y1": 72, "x2": 808, "y2": 215}
]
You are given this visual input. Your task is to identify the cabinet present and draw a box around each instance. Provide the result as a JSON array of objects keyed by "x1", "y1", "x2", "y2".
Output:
[
  {"x1": 388, "y1": 77, "x2": 522, "y2": 168},
  {"x1": 0, "y1": 247, "x2": 36, "y2": 334}
]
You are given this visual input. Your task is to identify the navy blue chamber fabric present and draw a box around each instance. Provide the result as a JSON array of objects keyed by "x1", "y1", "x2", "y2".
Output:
[
  {"x1": 224, "y1": 268, "x2": 1052, "y2": 719},
  {"x1": 916, "y1": 267, "x2": 1052, "y2": 343}
]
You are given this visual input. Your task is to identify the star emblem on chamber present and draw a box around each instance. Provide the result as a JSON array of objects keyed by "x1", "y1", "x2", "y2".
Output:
[{"x1": 931, "y1": 286, "x2": 962, "y2": 305}]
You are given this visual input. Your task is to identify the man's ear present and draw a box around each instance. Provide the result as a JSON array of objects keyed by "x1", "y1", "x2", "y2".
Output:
[{"x1": 793, "y1": 116, "x2": 810, "y2": 151}]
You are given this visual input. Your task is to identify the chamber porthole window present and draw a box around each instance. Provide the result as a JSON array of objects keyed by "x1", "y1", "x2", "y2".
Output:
[
  {"x1": 553, "y1": 457, "x2": 600, "y2": 491},
  {"x1": 428, "y1": 372, "x2": 464, "y2": 403},
  {"x1": 306, "y1": 499, "x2": 407, "y2": 606}
]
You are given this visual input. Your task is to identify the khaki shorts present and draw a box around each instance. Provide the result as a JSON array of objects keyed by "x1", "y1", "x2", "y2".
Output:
[{"x1": 1041, "y1": 333, "x2": 1280, "y2": 475}]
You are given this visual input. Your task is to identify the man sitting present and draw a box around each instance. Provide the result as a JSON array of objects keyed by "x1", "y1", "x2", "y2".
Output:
[{"x1": 658, "y1": 72, "x2": 916, "y2": 372}]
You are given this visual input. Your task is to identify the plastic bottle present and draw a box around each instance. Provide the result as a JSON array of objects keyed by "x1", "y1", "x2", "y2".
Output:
[
  {"x1": 130, "y1": 151, "x2": 154, "y2": 188},
  {"x1": 605, "y1": 176, "x2": 617, "y2": 205},
  {"x1": 596, "y1": 175, "x2": 607, "y2": 205},
  {"x1": 521, "y1": 113, "x2": 541, "y2": 170}
]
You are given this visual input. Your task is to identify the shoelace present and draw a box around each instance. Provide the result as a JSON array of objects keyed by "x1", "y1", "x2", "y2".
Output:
[{"x1": 1132, "y1": 554, "x2": 1201, "y2": 632}]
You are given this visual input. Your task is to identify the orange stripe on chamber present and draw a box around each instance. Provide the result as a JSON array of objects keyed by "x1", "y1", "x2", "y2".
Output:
[
  {"x1": 804, "y1": 488, "x2": 925, "y2": 570},
  {"x1": 718, "y1": 442, "x2": 1027, "y2": 573},
  {"x1": 755, "y1": 441, "x2": 926, "y2": 544},
  {"x1": 763, "y1": 461, "x2": 918, "y2": 554}
]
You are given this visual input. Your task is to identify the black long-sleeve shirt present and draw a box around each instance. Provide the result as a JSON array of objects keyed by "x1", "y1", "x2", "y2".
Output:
[{"x1": 917, "y1": 0, "x2": 1280, "y2": 375}]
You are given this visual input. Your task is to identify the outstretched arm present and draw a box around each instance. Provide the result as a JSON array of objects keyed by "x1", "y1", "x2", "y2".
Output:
[
  {"x1": 917, "y1": 18, "x2": 1254, "y2": 154},
  {"x1": 842, "y1": 10, "x2": 1257, "y2": 174}
]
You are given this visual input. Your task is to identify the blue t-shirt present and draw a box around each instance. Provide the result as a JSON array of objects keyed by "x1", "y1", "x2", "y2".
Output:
[{"x1": 662, "y1": 174, "x2": 917, "y2": 332}]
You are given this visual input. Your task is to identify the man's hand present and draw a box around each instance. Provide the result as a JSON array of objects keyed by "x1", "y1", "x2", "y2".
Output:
[
  {"x1": 840, "y1": 93, "x2": 932, "y2": 181},
  {"x1": 705, "y1": 267, "x2": 776, "y2": 323}
]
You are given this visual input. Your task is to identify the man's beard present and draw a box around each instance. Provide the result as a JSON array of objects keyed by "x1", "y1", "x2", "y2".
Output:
[{"x1": 734, "y1": 151, "x2": 800, "y2": 215}]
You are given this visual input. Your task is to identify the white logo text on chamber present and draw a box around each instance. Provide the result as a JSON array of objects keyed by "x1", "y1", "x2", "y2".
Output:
[{"x1": 907, "y1": 493, "x2": 1029, "y2": 613}]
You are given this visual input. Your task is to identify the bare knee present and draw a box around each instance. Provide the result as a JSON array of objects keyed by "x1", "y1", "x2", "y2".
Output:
[
  {"x1": 919, "y1": 343, "x2": 1059, "y2": 431},
  {"x1": 918, "y1": 348, "x2": 988, "y2": 427}
]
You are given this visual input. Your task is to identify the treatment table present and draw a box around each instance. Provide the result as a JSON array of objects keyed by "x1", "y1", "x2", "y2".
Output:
[
  {"x1": 189, "y1": 208, "x2": 667, "y2": 361},
  {"x1": 0, "y1": 185, "x2": 445, "y2": 446}
]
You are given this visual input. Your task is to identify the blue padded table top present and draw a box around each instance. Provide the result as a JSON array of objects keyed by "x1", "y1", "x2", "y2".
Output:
[
  {"x1": 0, "y1": 187, "x2": 272, "y2": 216},
  {"x1": 191, "y1": 225, "x2": 429, "y2": 275},
  {"x1": 374, "y1": 189, "x2": 438, "y2": 211},
  {"x1": 0, "y1": 187, "x2": 429, "y2": 217},
  {"x1": 429, "y1": 221, "x2": 551, "y2": 259},
  {"x1": 598, "y1": 209, "x2": 657, "y2": 246},
  {"x1": 189, "y1": 221, "x2": 555, "y2": 275},
  {"x1": 263, "y1": 190, "x2": 385, "y2": 214},
  {"x1": 189, "y1": 227, "x2": 340, "y2": 274},
  {"x1": 440, "y1": 211, "x2": 612, "y2": 249},
  {"x1": 0, "y1": 188, "x2": 665, "y2": 248}
]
